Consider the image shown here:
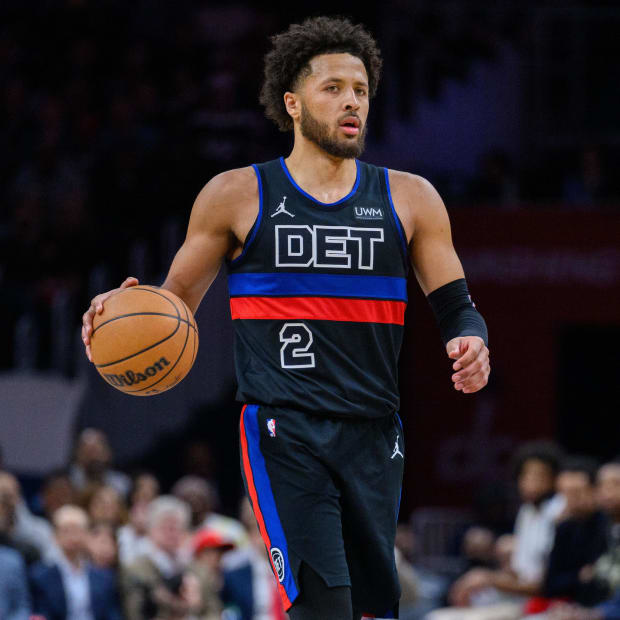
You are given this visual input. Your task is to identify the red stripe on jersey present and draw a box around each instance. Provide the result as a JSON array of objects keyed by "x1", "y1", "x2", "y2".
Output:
[
  {"x1": 230, "y1": 296, "x2": 406, "y2": 325},
  {"x1": 239, "y1": 405, "x2": 293, "y2": 609}
]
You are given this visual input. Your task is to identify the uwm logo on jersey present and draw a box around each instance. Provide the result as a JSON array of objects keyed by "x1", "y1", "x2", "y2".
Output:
[{"x1": 275, "y1": 225, "x2": 384, "y2": 270}]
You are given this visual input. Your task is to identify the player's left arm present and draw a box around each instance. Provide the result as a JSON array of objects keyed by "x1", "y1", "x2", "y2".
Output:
[{"x1": 389, "y1": 170, "x2": 490, "y2": 394}]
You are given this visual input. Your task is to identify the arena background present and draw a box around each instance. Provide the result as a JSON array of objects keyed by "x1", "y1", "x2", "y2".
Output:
[{"x1": 1, "y1": 0, "x2": 619, "y2": 522}]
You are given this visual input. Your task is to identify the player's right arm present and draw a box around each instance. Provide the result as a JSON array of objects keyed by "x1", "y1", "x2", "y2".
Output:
[{"x1": 81, "y1": 167, "x2": 258, "y2": 361}]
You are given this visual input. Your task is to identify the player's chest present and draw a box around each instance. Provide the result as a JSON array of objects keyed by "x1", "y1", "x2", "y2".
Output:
[{"x1": 261, "y1": 196, "x2": 394, "y2": 273}]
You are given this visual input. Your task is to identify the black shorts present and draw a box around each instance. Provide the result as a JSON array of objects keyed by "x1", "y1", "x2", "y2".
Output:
[{"x1": 239, "y1": 403, "x2": 404, "y2": 617}]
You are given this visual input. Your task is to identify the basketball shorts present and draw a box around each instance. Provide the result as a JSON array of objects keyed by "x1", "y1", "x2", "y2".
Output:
[{"x1": 239, "y1": 403, "x2": 404, "y2": 617}]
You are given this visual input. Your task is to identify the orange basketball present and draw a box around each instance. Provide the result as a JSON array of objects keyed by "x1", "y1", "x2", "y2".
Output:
[{"x1": 90, "y1": 286, "x2": 199, "y2": 396}]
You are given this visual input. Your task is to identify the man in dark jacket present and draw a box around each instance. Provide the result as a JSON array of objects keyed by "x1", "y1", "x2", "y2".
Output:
[
  {"x1": 543, "y1": 457, "x2": 608, "y2": 606},
  {"x1": 29, "y1": 505, "x2": 122, "y2": 620}
]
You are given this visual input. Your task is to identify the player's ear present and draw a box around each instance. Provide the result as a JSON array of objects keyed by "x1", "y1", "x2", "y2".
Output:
[{"x1": 284, "y1": 91, "x2": 301, "y2": 123}]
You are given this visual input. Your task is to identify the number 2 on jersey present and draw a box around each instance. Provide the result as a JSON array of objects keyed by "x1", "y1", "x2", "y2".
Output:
[{"x1": 279, "y1": 322, "x2": 315, "y2": 369}]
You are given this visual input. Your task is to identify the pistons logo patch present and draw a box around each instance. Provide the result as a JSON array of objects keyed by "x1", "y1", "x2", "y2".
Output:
[
  {"x1": 267, "y1": 418, "x2": 276, "y2": 437},
  {"x1": 270, "y1": 547, "x2": 285, "y2": 582}
]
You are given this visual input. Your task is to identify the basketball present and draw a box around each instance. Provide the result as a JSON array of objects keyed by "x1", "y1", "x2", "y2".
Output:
[{"x1": 90, "y1": 286, "x2": 199, "y2": 396}]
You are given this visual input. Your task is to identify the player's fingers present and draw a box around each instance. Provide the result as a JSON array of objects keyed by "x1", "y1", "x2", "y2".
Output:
[
  {"x1": 453, "y1": 348, "x2": 478, "y2": 371},
  {"x1": 453, "y1": 340, "x2": 485, "y2": 370},
  {"x1": 91, "y1": 289, "x2": 117, "y2": 315},
  {"x1": 82, "y1": 307, "x2": 96, "y2": 337},
  {"x1": 85, "y1": 343, "x2": 92, "y2": 363},
  {"x1": 120, "y1": 276, "x2": 139, "y2": 289},
  {"x1": 446, "y1": 337, "x2": 466, "y2": 360},
  {"x1": 454, "y1": 356, "x2": 490, "y2": 388},
  {"x1": 459, "y1": 363, "x2": 491, "y2": 393},
  {"x1": 452, "y1": 346, "x2": 489, "y2": 381},
  {"x1": 452, "y1": 358, "x2": 484, "y2": 382}
]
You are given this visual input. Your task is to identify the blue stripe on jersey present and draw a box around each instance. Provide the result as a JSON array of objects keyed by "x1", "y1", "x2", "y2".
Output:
[
  {"x1": 243, "y1": 404, "x2": 299, "y2": 604},
  {"x1": 228, "y1": 272, "x2": 408, "y2": 302},
  {"x1": 280, "y1": 157, "x2": 361, "y2": 206},
  {"x1": 383, "y1": 168, "x2": 408, "y2": 257},
  {"x1": 230, "y1": 164, "x2": 264, "y2": 265}
]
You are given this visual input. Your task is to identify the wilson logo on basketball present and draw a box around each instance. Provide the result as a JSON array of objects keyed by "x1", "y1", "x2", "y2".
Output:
[{"x1": 103, "y1": 357, "x2": 170, "y2": 388}]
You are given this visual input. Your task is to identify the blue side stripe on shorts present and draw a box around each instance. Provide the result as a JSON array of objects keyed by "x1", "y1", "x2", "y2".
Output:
[{"x1": 244, "y1": 404, "x2": 299, "y2": 603}]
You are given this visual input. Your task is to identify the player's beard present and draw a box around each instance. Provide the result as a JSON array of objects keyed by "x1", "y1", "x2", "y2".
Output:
[{"x1": 300, "y1": 104, "x2": 367, "y2": 159}]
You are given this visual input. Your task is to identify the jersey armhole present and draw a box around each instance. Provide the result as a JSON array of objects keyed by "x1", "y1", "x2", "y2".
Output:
[
  {"x1": 228, "y1": 164, "x2": 263, "y2": 266},
  {"x1": 382, "y1": 167, "x2": 409, "y2": 267}
]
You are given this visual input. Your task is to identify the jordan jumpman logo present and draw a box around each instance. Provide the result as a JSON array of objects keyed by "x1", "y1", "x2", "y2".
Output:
[
  {"x1": 271, "y1": 196, "x2": 295, "y2": 218},
  {"x1": 391, "y1": 434, "x2": 403, "y2": 459}
]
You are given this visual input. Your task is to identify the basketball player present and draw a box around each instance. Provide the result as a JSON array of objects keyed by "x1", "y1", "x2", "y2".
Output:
[{"x1": 82, "y1": 16, "x2": 490, "y2": 620}]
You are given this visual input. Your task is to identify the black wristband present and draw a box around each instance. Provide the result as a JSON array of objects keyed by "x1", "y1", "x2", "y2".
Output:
[{"x1": 427, "y1": 278, "x2": 488, "y2": 346}]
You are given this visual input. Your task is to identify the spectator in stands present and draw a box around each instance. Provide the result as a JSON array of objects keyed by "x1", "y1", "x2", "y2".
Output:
[
  {"x1": 0, "y1": 474, "x2": 40, "y2": 567},
  {"x1": 0, "y1": 471, "x2": 55, "y2": 563},
  {"x1": 535, "y1": 459, "x2": 620, "y2": 620},
  {"x1": 86, "y1": 484, "x2": 127, "y2": 529},
  {"x1": 220, "y1": 498, "x2": 285, "y2": 620},
  {"x1": 121, "y1": 495, "x2": 211, "y2": 619},
  {"x1": 191, "y1": 529, "x2": 234, "y2": 618},
  {"x1": 130, "y1": 471, "x2": 160, "y2": 506},
  {"x1": 88, "y1": 522, "x2": 118, "y2": 570},
  {"x1": 430, "y1": 441, "x2": 565, "y2": 620},
  {"x1": 30, "y1": 505, "x2": 122, "y2": 620},
  {"x1": 172, "y1": 475, "x2": 247, "y2": 547},
  {"x1": 540, "y1": 457, "x2": 608, "y2": 607},
  {"x1": 70, "y1": 429, "x2": 130, "y2": 498},
  {"x1": 40, "y1": 469, "x2": 76, "y2": 522},
  {"x1": 0, "y1": 545, "x2": 31, "y2": 619},
  {"x1": 117, "y1": 472, "x2": 159, "y2": 566}
]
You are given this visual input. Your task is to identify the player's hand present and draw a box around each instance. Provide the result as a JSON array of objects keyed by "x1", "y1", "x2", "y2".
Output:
[
  {"x1": 446, "y1": 336, "x2": 490, "y2": 394},
  {"x1": 81, "y1": 277, "x2": 139, "y2": 362}
]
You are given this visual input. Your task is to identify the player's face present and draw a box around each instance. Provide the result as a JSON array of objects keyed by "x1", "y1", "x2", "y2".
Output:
[{"x1": 298, "y1": 53, "x2": 369, "y2": 159}]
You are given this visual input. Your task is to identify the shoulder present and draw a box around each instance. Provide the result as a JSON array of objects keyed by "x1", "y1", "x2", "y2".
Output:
[
  {"x1": 196, "y1": 166, "x2": 258, "y2": 209},
  {"x1": 189, "y1": 166, "x2": 258, "y2": 231},
  {"x1": 386, "y1": 168, "x2": 436, "y2": 197},
  {"x1": 385, "y1": 169, "x2": 449, "y2": 241}
]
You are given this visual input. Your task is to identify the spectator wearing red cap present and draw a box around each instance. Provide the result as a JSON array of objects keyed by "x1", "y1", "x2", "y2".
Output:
[{"x1": 190, "y1": 529, "x2": 234, "y2": 618}]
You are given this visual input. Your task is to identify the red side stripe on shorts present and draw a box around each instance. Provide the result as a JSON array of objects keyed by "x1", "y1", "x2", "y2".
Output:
[
  {"x1": 239, "y1": 405, "x2": 293, "y2": 610},
  {"x1": 230, "y1": 296, "x2": 406, "y2": 325}
]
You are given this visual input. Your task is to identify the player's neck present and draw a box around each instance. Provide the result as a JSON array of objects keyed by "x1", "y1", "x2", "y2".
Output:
[{"x1": 285, "y1": 139, "x2": 357, "y2": 203}]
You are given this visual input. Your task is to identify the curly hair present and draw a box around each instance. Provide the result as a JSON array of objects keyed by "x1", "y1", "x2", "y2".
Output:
[{"x1": 259, "y1": 16, "x2": 382, "y2": 132}]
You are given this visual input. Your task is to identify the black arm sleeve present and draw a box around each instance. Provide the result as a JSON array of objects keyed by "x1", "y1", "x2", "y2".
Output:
[{"x1": 426, "y1": 278, "x2": 488, "y2": 346}]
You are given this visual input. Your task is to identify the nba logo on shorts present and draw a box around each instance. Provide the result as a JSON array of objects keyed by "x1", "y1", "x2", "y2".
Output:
[{"x1": 267, "y1": 418, "x2": 276, "y2": 437}]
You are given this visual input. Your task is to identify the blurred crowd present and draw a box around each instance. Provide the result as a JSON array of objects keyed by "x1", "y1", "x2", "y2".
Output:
[
  {"x1": 0, "y1": 430, "x2": 619, "y2": 620},
  {"x1": 409, "y1": 442, "x2": 620, "y2": 620},
  {"x1": 0, "y1": 428, "x2": 286, "y2": 619}
]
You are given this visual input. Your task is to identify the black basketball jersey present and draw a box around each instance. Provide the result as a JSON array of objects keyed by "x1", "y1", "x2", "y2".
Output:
[{"x1": 226, "y1": 157, "x2": 409, "y2": 418}]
